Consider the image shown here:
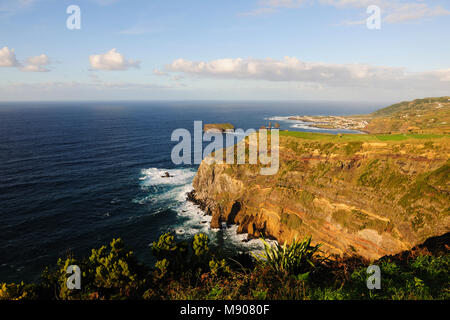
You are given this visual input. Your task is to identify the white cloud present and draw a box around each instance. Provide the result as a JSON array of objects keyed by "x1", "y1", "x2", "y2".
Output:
[
  {"x1": 89, "y1": 48, "x2": 140, "y2": 71},
  {"x1": 240, "y1": 7, "x2": 277, "y2": 16},
  {"x1": 0, "y1": 46, "x2": 51, "y2": 72},
  {"x1": 384, "y1": 3, "x2": 450, "y2": 23},
  {"x1": 1, "y1": 80, "x2": 170, "y2": 95},
  {"x1": 153, "y1": 69, "x2": 168, "y2": 76},
  {"x1": 242, "y1": 0, "x2": 307, "y2": 15},
  {"x1": 26, "y1": 54, "x2": 49, "y2": 66},
  {"x1": 20, "y1": 54, "x2": 50, "y2": 72},
  {"x1": 165, "y1": 56, "x2": 450, "y2": 91},
  {"x1": 325, "y1": 0, "x2": 450, "y2": 23},
  {"x1": 319, "y1": 0, "x2": 378, "y2": 8},
  {"x1": 0, "y1": 80, "x2": 172, "y2": 101},
  {"x1": 89, "y1": 0, "x2": 119, "y2": 6},
  {"x1": 328, "y1": 0, "x2": 450, "y2": 24},
  {"x1": 0, "y1": 46, "x2": 20, "y2": 67},
  {"x1": 166, "y1": 57, "x2": 402, "y2": 83},
  {"x1": 244, "y1": 0, "x2": 450, "y2": 23},
  {"x1": 258, "y1": 0, "x2": 308, "y2": 9},
  {"x1": 265, "y1": 0, "x2": 307, "y2": 7},
  {"x1": 435, "y1": 68, "x2": 450, "y2": 82},
  {"x1": 0, "y1": 0, "x2": 36, "y2": 17}
]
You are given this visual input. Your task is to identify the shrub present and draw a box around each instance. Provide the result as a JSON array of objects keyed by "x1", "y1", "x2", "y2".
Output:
[
  {"x1": 40, "y1": 238, "x2": 147, "y2": 299},
  {"x1": 2, "y1": 233, "x2": 448, "y2": 300},
  {"x1": 0, "y1": 282, "x2": 38, "y2": 300},
  {"x1": 209, "y1": 257, "x2": 231, "y2": 277},
  {"x1": 151, "y1": 232, "x2": 212, "y2": 275},
  {"x1": 193, "y1": 233, "x2": 209, "y2": 257},
  {"x1": 253, "y1": 236, "x2": 321, "y2": 275}
]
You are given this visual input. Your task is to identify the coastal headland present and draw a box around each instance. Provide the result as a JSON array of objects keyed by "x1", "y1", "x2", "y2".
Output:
[
  {"x1": 190, "y1": 97, "x2": 450, "y2": 260},
  {"x1": 204, "y1": 123, "x2": 235, "y2": 132},
  {"x1": 287, "y1": 97, "x2": 450, "y2": 134}
]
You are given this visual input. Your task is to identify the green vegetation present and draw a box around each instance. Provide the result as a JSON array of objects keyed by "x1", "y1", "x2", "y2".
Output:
[
  {"x1": 1, "y1": 233, "x2": 448, "y2": 300},
  {"x1": 366, "y1": 97, "x2": 450, "y2": 134},
  {"x1": 194, "y1": 125, "x2": 449, "y2": 262},
  {"x1": 397, "y1": 161, "x2": 450, "y2": 228},
  {"x1": 344, "y1": 141, "x2": 363, "y2": 155},
  {"x1": 3, "y1": 98, "x2": 449, "y2": 301},
  {"x1": 331, "y1": 208, "x2": 390, "y2": 234},
  {"x1": 281, "y1": 97, "x2": 450, "y2": 135},
  {"x1": 372, "y1": 97, "x2": 450, "y2": 117},
  {"x1": 279, "y1": 130, "x2": 448, "y2": 142},
  {"x1": 279, "y1": 97, "x2": 449, "y2": 134},
  {"x1": 297, "y1": 190, "x2": 315, "y2": 207},
  {"x1": 280, "y1": 211, "x2": 303, "y2": 229},
  {"x1": 357, "y1": 159, "x2": 408, "y2": 191},
  {"x1": 253, "y1": 237, "x2": 320, "y2": 275}
]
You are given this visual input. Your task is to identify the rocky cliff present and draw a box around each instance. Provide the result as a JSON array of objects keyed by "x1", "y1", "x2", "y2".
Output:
[
  {"x1": 191, "y1": 132, "x2": 450, "y2": 260},
  {"x1": 203, "y1": 123, "x2": 235, "y2": 132}
]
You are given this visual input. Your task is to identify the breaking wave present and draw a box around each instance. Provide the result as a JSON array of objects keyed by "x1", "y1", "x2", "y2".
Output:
[
  {"x1": 139, "y1": 168, "x2": 196, "y2": 187},
  {"x1": 135, "y1": 167, "x2": 266, "y2": 253}
]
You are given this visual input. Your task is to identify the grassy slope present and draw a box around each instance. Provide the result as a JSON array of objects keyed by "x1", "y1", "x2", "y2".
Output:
[
  {"x1": 364, "y1": 97, "x2": 450, "y2": 134},
  {"x1": 280, "y1": 131, "x2": 448, "y2": 141},
  {"x1": 372, "y1": 97, "x2": 450, "y2": 117}
]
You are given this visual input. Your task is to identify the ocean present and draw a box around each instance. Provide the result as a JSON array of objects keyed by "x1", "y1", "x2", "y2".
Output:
[{"x1": 0, "y1": 100, "x2": 379, "y2": 283}]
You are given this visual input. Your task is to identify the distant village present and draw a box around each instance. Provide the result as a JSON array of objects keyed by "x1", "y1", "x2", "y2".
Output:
[
  {"x1": 203, "y1": 116, "x2": 369, "y2": 133},
  {"x1": 287, "y1": 115, "x2": 368, "y2": 130}
]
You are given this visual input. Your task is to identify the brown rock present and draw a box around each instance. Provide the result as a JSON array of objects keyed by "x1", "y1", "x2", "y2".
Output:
[{"x1": 190, "y1": 133, "x2": 450, "y2": 260}]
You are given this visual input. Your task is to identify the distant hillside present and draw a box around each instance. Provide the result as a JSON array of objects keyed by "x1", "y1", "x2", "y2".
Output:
[
  {"x1": 372, "y1": 97, "x2": 450, "y2": 117},
  {"x1": 365, "y1": 97, "x2": 450, "y2": 134}
]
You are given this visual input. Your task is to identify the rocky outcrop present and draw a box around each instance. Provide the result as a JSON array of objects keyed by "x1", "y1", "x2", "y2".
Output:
[
  {"x1": 203, "y1": 123, "x2": 235, "y2": 132},
  {"x1": 191, "y1": 134, "x2": 450, "y2": 260}
]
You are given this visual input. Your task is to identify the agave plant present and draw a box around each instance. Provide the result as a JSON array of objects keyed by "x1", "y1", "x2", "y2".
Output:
[{"x1": 253, "y1": 236, "x2": 321, "y2": 275}]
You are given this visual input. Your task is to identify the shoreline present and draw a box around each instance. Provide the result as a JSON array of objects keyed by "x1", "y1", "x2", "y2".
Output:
[{"x1": 286, "y1": 115, "x2": 370, "y2": 132}]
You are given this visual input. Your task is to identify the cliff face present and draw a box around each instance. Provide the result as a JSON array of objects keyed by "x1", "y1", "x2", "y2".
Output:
[{"x1": 192, "y1": 133, "x2": 450, "y2": 260}]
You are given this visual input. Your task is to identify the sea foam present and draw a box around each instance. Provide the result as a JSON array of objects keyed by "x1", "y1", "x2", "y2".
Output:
[
  {"x1": 136, "y1": 167, "x2": 268, "y2": 254},
  {"x1": 139, "y1": 168, "x2": 196, "y2": 186}
]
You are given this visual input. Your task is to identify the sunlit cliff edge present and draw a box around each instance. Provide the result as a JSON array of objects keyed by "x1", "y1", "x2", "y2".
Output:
[{"x1": 190, "y1": 98, "x2": 450, "y2": 260}]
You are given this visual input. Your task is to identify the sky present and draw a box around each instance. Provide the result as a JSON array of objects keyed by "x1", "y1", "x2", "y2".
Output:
[{"x1": 0, "y1": 0, "x2": 449, "y2": 102}]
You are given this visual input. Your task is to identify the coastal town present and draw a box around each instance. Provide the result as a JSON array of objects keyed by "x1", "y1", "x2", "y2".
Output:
[{"x1": 287, "y1": 115, "x2": 369, "y2": 131}]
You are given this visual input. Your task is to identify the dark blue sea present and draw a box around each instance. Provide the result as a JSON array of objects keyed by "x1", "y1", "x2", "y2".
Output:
[{"x1": 0, "y1": 101, "x2": 379, "y2": 282}]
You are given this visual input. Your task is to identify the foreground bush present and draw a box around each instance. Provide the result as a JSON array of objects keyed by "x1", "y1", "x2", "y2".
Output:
[
  {"x1": 0, "y1": 233, "x2": 448, "y2": 300},
  {"x1": 253, "y1": 236, "x2": 321, "y2": 276}
]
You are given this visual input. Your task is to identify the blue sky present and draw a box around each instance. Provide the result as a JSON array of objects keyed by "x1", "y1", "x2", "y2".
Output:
[{"x1": 0, "y1": 0, "x2": 449, "y2": 102}]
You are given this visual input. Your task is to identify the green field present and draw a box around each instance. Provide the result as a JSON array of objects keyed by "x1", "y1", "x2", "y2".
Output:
[{"x1": 279, "y1": 131, "x2": 449, "y2": 142}]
